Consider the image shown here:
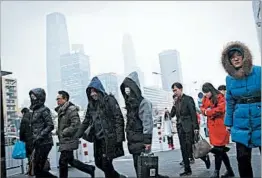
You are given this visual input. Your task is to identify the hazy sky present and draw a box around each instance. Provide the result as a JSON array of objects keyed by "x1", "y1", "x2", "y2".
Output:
[{"x1": 1, "y1": 1, "x2": 261, "y2": 105}]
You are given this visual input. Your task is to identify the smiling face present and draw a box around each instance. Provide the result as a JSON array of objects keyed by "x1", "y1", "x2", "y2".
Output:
[{"x1": 230, "y1": 51, "x2": 244, "y2": 68}]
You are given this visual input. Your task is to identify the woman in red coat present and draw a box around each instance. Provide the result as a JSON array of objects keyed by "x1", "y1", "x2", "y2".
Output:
[{"x1": 201, "y1": 83, "x2": 234, "y2": 178}]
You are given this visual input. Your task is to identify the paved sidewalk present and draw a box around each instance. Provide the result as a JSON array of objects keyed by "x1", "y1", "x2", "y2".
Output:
[{"x1": 8, "y1": 143, "x2": 261, "y2": 177}]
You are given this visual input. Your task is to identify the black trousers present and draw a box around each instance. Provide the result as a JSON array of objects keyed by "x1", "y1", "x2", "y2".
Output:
[
  {"x1": 59, "y1": 150, "x2": 94, "y2": 178},
  {"x1": 177, "y1": 125, "x2": 192, "y2": 171},
  {"x1": 236, "y1": 142, "x2": 261, "y2": 178},
  {"x1": 167, "y1": 136, "x2": 174, "y2": 145},
  {"x1": 132, "y1": 153, "x2": 140, "y2": 176},
  {"x1": 213, "y1": 146, "x2": 232, "y2": 171},
  {"x1": 95, "y1": 139, "x2": 120, "y2": 178},
  {"x1": 34, "y1": 144, "x2": 57, "y2": 178}
]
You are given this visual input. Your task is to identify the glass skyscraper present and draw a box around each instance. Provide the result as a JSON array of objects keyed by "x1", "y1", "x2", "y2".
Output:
[
  {"x1": 159, "y1": 50, "x2": 183, "y2": 91},
  {"x1": 46, "y1": 12, "x2": 70, "y2": 107},
  {"x1": 252, "y1": 0, "x2": 261, "y2": 48}
]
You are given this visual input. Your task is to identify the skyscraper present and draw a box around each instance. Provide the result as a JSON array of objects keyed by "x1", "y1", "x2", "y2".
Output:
[
  {"x1": 252, "y1": 0, "x2": 261, "y2": 48},
  {"x1": 159, "y1": 50, "x2": 183, "y2": 91},
  {"x1": 122, "y1": 33, "x2": 137, "y2": 75},
  {"x1": 60, "y1": 45, "x2": 90, "y2": 109},
  {"x1": 122, "y1": 33, "x2": 145, "y2": 88},
  {"x1": 46, "y1": 12, "x2": 70, "y2": 107}
]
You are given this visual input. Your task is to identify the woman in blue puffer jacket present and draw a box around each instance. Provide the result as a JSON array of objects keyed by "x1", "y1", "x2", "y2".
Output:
[{"x1": 221, "y1": 41, "x2": 261, "y2": 178}]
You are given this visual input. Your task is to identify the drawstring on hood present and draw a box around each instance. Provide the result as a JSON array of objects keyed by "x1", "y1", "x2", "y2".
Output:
[{"x1": 221, "y1": 41, "x2": 253, "y2": 79}]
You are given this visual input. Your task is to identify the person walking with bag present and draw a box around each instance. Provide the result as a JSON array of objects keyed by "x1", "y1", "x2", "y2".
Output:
[
  {"x1": 162, "y1": 109, "x2": 175, "y2": 150},
  {"x1": 25, "y1": 88, "x2": 57, "y2": 178},
  {"x1": 120, "y1": 71, "x2": 169, "y2": 178},
  {"x1": 201, "y1": 83, "x2": 234, "y2": 178},
  {"x1": 221, "y1": 41, "x2": 261, "y2": 178},
  {"x1": 170, "y1": 82, "x2": 210, "y2": 176},
  {"x1": 55, "y1": 91, "x2": 95, "y2": 178}
]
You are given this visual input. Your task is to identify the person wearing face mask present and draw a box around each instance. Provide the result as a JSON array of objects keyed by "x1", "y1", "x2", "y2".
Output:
[
  {"x1": 221, "y1": 41, "x2": 261, "y2": 178},
  {"x1": 200, "y1": 83, "x2": 234, "y2": 178},
  {"x1": 170, "y1": 82, "x2": 210, "y2": 176},
  {"x1": 55, "y1": 90, "x2": 95, "y2": 178},
  {"x1": 120, "y1": 71, "x2": 169, "y2": 178},
  {"x1": 25, "y1": 88, "x2": 57, "y2": 178},
  {"x1": 76, "y1": 77, "x2": 126, "y2": 178}
]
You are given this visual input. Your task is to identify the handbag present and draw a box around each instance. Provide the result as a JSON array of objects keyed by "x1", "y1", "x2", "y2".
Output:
[
  {"x1": 137, "y1": 152, "x2": 158, "y2": 178},
  {"x1": 192, "y1": 134, "x2": 211, "y2": 159},
  {"x1": 82, "y1": 123, "x2": 95, "y2": 143},
  {"x1": 12, "y1": 140, "x2": 26, "y2": 159}
]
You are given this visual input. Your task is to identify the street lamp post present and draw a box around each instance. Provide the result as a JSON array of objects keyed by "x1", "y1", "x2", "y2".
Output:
[{"x1": 1, "y1": 67, "x2": 13, "y2": 178}]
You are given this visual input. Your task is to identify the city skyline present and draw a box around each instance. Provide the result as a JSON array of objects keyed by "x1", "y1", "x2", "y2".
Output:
[{"x1": 1, "y1": 1, "x2": 261, "y2": 105}]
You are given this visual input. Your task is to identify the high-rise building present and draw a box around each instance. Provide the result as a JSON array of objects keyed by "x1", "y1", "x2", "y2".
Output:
[
  {"x1": 97, "y1": 73, "x2": 120, "y2": 102},
  {"x1": 60, "y1": 46, "x2": 90, "y2": 109},
  {"x1": 2, "y1": 76, "x2": 18, "y2": 126},
  {"x1": 122, "y1": 33, "x2": 145, "y2": 88},
  {"x1": 122, "y1": 33, "x2": 137, "y2": 75},
  {"x1": 252, "y1": 0, "x2": 261, "y2": 48},
  {"x1": 159, "y1": 50, "x2": 183, "y2": 91},
  {"x1": 143, "y1": 86, "x2": 173, "y2": 115},
  {"x1": 46, "y1": 12, "x2": 70, "y2": 108}
]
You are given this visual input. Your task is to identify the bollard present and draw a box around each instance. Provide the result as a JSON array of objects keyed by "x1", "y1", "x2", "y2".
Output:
[{"x1": 157, "y1": 123, "x2": 163, "y2": 151}]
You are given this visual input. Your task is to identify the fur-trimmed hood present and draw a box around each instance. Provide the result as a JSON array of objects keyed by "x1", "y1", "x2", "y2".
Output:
[{"x1": 221, "y1": 41, "x2": 253, "y2": 79}]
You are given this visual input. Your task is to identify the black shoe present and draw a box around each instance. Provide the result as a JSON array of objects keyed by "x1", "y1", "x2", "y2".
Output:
[
  {"x1": 179, "y1": 160, "x2": 184, "y2": 166},
  {"x1": 205, "y1": 155, "x2": 211, "y2": 169},
  {"x1": 158, "y1": 174, "x2": 169, "y2": 178},
  {"x1": 179, "y1": 170, "x2": 192, "y2": 177},
  {"x1": 190, "y1": 158, "x2": 195, "y2": 164},
  {"x1": 210, "y1": 170, "x2": 219, "y2": 178},
  {"x1": 221, "y1": 170, "x2": 235, "y2": 178}
]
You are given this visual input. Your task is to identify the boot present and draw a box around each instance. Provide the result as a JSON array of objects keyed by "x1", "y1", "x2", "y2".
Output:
[
  {"x1": 221, "y1": 169, "x2": 235, "y2": 178},
  {"x1": 171, "y1": 144, "x2": 174, "y2": 150},
  {"x1": 179, "y1": 168, "x2": 192, "y2": 177},
  {"x1": 168, "y1": 144, "x2": 171, "y2": 149},
  {"x1": 210, "y1": 170, "x2": 219, "y2": 178}
]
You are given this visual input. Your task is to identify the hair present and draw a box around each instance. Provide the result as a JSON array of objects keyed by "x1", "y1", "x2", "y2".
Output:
[
  {"x1": 202, "y1": 82, "x2": 221, "y2": 105},
  {"x1": 58, "y1": 90, "x2": 70, "y2": 101},
  {"x1": 171, "y1": 82, "x2": 183, "y2": 89},
  {"x1": 21, "y1": 107, "x2": 29, "y2": 114},
  {"x1": 218, "y1": 85, "x2": 226, "y2": 91}
]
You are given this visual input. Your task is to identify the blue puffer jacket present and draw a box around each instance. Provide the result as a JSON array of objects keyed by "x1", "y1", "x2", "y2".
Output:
[{"x1": 221, "y1": 41, "x2": 261, "y2": 148}]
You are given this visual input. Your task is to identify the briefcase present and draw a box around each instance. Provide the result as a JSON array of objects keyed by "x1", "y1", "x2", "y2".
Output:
[{"x1": 137, "y1": 152, "x2": 158, "y2": 178}]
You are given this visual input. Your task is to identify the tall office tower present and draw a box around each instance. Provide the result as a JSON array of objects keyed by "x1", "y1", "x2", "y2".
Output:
[
  {"x1": 97, "y1": 73, "x2": 120, "y2": 102},
  {"x1": 122, "y1": 33, "x2": 137, "y2": 75},
  {"x1": 122, "y1": 33, "x2": 145, "y2": 89},
  {"x1": 60, "y1": 45, "x2": 91, "y2": 110},
  {"x1": 46, "y1": 12, "x2": 70, "y2": 107},
  {"x1": 252, "y1": 0, "x2": 261, "y2": 48},
  {"x1": 159, "y1": 50, "x2": 183, "y2": 91}
]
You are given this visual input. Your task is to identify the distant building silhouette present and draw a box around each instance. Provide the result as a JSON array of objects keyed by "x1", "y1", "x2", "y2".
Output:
[
  {"x1": 159, "y1": 50, "x2": 183, "y2": 91},
  {"x1": 46, "y1": 12, "x2": 70, "y2": 107}
]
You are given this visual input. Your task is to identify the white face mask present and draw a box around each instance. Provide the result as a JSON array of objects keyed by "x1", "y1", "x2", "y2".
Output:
[{"x1": 125, "y1": 87, "x2": 131, "y2": 95}]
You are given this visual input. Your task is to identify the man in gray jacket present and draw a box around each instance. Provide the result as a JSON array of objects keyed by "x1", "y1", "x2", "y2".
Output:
[
  {"x1": 55, "y1": 91, "x2": 95, "y2": 178},
  {"x1": 120, "y1": 72, "x2": 169, "y2": 178}
]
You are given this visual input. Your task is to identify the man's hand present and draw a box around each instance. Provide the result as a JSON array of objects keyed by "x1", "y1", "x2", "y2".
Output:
[
  {"x1": 144, "y1": 144, "x2": 151, "y2": 151},
  {"x1": 226, "y1": 127, "x2": 231, "y2": 132}
]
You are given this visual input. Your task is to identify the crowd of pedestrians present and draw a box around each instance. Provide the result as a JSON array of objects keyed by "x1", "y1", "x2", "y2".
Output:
[{"x1": 19, "y1": 41, "x2": 260, "y2": 178}]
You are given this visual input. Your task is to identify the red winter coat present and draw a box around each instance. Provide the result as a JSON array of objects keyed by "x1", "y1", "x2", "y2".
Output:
[{"x1": 201, "y1": 94, "x2": 229, "y2": 146}]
